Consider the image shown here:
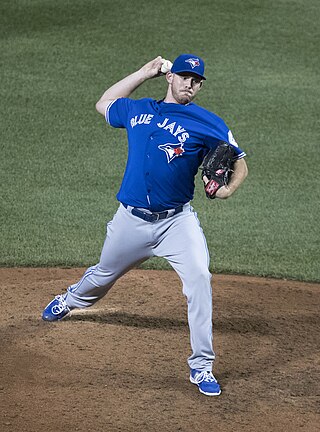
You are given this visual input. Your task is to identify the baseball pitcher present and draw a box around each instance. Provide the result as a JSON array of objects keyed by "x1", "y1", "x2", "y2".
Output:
[{"x1": 42, "y1": 54, "x2": 248, "y2": 396}]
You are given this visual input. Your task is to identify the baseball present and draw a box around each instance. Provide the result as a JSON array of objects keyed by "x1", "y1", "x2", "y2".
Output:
[{"x1": 161, "y1": 59, "x2": 172, "y2": 73}]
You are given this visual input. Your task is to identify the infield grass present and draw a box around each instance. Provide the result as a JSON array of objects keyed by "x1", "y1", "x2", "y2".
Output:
[{"x1": 0, "y1": 0, "x2": 319, "y2": 281}]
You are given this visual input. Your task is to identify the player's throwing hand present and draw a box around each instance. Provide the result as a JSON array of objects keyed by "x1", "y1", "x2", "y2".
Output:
[{"x1": 139, "y1": 56, "x2": 165, "y2": 79}]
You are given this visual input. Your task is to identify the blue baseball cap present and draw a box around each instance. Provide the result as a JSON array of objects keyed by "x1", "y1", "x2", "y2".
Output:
[{"x1": 171, "y1": 54, "x2": 206, "y2": 80}]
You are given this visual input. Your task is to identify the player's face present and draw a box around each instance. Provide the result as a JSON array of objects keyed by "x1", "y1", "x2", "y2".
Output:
[{"x1": 170, "y1": 73, "x2": 203, "y2": 105}]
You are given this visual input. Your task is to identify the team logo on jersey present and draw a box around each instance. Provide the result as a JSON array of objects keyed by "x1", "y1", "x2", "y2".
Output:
[
  {"x1": 158, "y1": 143, "x2": 185, "y2": 163},
  {"x1": 185, "y1": 58, "x2": 200, "y2": 69}
]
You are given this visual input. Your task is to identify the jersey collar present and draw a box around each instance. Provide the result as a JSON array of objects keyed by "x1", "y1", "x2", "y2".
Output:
[{"x1": 153, "y1": 99, "x2": 194, "y2": 113}]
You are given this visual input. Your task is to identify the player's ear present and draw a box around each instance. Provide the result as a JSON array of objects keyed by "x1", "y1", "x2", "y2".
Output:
[
  {"x1": 199, "y1": 81, "x2": 203, "y2": 89},
  {"x1": 166, "y1": 72, "x2": 174, "y2": 84}
]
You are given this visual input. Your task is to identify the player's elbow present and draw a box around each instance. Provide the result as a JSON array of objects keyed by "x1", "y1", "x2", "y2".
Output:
[
  {"x1": 95, "y1": 98, "x2": 116, "y2": 116},
  {"x1": 95, "y1": 100, "x2": 105, "y2": 116}
]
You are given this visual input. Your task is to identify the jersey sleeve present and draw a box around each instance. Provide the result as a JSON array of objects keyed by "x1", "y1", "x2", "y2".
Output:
[
  {"x1": 204, "y1": 118, "x2": 246, "y2": 160},
  {"x1": 225, "y1": 130, "x2": 246, "y2": 159},
  {"x1": 105, "y1": 98, "x2": 133, "y2": 128}
]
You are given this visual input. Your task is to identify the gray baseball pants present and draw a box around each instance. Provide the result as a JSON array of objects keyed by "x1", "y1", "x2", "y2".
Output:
[{"x1": 65, "y1": 203, "x2": 215, "y2": 371}]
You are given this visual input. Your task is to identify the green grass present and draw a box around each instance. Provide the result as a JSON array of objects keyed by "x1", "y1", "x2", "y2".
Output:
[{"x1": 1, "y1": 0, "x2": 319, "y2": 281}]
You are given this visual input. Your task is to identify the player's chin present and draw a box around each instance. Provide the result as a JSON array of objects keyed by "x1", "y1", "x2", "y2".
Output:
[{"x1": 179, "y1": 93, "x2": 193, "y2": 105}]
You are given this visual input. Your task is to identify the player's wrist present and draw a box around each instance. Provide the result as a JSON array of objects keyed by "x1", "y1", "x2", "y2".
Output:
[
  {"x1": 133, "y1": 68, "x2": 149, "y2": 83},
  {"x1": 216, "y1": 185, "x2": 233, "y2": 199},
  {"x1": 137, "y1": 68, "x2": 157, "y2": 81},
  {"x1": 226, "y1": 184, "x2": 235, "y2": 195}
]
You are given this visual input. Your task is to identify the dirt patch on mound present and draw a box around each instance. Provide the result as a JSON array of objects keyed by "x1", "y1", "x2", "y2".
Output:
[{"x1": 0, "y1": 268, "x2": 319, "y2": 431}]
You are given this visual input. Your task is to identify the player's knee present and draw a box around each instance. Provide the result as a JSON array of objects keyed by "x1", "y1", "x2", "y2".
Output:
[
  {"x1": 192, "y1": 263, "x2": 211, "y2": 282},
  {"x1": 182, "y1": 265, "x2": 211, "y2": 294}
]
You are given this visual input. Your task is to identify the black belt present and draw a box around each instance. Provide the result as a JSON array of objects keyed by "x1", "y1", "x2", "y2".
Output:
[{"x1": 123, "y1": 204, "x2": 183, "y2": 222}]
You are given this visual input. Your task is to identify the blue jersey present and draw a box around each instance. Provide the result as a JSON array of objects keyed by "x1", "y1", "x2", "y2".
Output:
[{"x1": 106, "y1": 98, "x2": 246, "y2": 211}]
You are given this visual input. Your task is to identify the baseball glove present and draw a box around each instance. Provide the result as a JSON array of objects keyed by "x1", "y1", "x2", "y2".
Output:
[{"x1": 201, "y1": 142, "x2": 236, "y2": 199}]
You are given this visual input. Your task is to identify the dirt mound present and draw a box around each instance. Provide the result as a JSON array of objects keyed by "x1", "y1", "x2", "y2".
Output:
[{"x1": 1, "y1": 268, "x2": 319, "y2": 431}]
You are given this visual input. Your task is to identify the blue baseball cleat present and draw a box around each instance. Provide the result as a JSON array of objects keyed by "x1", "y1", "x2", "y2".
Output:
[
  {"x1": 190, "y1": 369, "x2": 221, "y2": 396},
  {"x1": 42, "y1": 295, "x2": 70, "y2": 321}
]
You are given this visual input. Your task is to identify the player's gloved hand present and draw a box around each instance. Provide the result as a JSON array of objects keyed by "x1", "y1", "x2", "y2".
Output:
[
  {"x1": 202, "y1": 177, "x2": 233, "y2": 199},
  {"x1": 201, "y1": 142, "x2": 235, "y2": 199}
]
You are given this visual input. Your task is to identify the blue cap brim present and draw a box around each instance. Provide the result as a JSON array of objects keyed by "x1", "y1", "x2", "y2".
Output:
[{"x1": 174, "y1": 69, "x2": 206, "y2": 80}]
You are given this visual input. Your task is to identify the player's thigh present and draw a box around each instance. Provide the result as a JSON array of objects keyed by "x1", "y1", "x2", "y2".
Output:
[
  {"x1": 99, "y1": 205, "x2": 154, "y2": 270},
  {"x1": 155, "y1": 211, "x2": 210, "y2": 269}
]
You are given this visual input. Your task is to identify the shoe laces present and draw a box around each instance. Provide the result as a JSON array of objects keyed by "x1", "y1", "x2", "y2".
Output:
[
  {"x1": 194, "y1": 371, "x2": 217, "y2": 384},
  {"x1": 52, "y1": 295, "x2": 69, "y2": 314}
]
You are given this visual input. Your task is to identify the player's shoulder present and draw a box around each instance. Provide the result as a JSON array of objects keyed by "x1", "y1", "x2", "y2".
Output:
[
  {"x1": 110, "y1": 97, "x2": 155, "y2": 115},
  {"x1": 124, "y1": 97, "x2": 154, "y2": 105},
  {"x1": 188, "y1": 103, "x2": 227, "y2": 126},
  {"x1": 113, "y1": 97, "x2": 154, "y2": 105},
  {"x1": 190, "y1": 103, "x2": 225, "y2": 120},
  {"x1": 122, "y1": 97, "x2": 155, "y2": 110}
]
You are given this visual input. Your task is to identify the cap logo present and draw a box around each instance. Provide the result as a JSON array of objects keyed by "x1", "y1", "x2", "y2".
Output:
[{"x1": 185, "y1": 58, "x2": 200, "y2": 69}]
